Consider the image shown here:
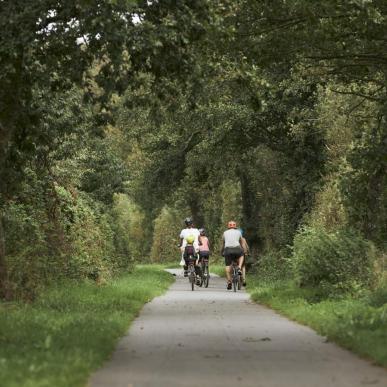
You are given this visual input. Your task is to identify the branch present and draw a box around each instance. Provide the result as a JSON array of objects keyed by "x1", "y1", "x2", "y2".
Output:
[
  {"x1": 306, "y1": 54, "x2": 387, "y2": 64},
  {"x1": 330, "y1": 88, "x2": 386, "y2": 102},
  {"x1": 181, "y1": 131, "x2": 200, "y2": 153}
]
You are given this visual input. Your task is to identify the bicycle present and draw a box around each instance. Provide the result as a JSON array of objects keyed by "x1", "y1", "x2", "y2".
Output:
[
  {"x1": 187, "y1": 256, "x2": 197, "y2": 291},
  {"x1": 198, "y1": 256, "x2": 210, "y2": 288},
  {"x1": 231, "y1": 259, "x2": 242, "y2": 292}
]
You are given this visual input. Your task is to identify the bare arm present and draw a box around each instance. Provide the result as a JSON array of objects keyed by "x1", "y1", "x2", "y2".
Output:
[{"x1": 220, "y1": 238, "x2": 225, "y2": 256}]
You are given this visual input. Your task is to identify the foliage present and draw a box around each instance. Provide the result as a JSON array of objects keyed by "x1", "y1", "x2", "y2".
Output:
[
  {"x1": 305, "y1": 179, "x2": 347, "y2": 232},
  {"x1": 292, "y1": 227, "x2": 377, "y2": 297},
  {"x1": 79, "y1": 139, "x2": 129, "y2": 205},
  {"x1": 1, "y1": 0, "x2": 386, "y2": 306},
  {"x1": 111, "y1": 193, "x2": 147, "y2": 263},
  {"x1": 0, "y1": 266, "x2": 173, "y2": 387},
  {"x1": 253, "y1": 250, "x2": 292, "y2": 282},
  {"x1": 0, "y1": 0, "x2": 219, "y2": 298},
  {"x1": 3, "y1": 184, "x2": 136, "y2": 298},
  {"x1": 339, "y1": 122, "x2": 387, "y2": 247},
  {"x1": 150, "y1": 206, "x2": 182, "y2": 263}
]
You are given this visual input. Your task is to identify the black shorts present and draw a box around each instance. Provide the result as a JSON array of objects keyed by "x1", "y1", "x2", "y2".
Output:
[
  {"x1": 198, "y1": 251, "x2": 210, "y2": 259},
  {"x1": 224, "y1": 247, "x2": 243, "y2": 266}
]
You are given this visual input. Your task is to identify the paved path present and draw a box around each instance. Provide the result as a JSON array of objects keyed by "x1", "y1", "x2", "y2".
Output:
[{"x1": 89, "y1": 269, "x2": 387, "y2": 387}]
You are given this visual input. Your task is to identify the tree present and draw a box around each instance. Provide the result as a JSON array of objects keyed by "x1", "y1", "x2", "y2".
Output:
[{"x1": 0, "y1": 0, "x2": 215, "y2": 298}]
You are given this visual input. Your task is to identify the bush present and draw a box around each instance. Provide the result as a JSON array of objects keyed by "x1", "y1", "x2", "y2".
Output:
[
  {"x1": 4, "y1": 185, "x2": 136, "y2": 299},
  {"x1": 292, "y1": 227, "x2": 376, "y2": 297},
  {"x1": 366, "y1": 283, "x2": 387, "y2": 307},
  {"x1": 252, "y1": 249, "x2": 292, "y2": 281}
]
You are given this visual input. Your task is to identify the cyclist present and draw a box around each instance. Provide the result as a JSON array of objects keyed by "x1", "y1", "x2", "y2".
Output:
[
  {"x1": 220, "y1": 220, "x2": 244, "y2": 290},
  {"x1": 179, "y1": 217, "x2": 200, "y2": 277},
  {"x1": 198, "y1": 228, "x2": 210, "y2": 275},
  {"x1": 238, "y1": 228, "x2": 250, "y2": 287},
  {"x1": 182, "y1": 235, "x2": 200, "y2": 283},
  {"x1": 183, "y1": 235, "x2": 197, "y2": 262}
]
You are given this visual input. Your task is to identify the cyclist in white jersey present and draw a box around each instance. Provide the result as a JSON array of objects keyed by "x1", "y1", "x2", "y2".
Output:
[{"x1": 179, "y1": 217, "x2": 200, "y2": 276}]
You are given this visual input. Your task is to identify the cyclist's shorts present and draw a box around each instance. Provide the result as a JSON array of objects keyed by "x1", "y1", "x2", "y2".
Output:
[
  {"x1": 224, "y1": 246, "x2": 243, "y2": 266},
  {"x1": 199, "y1": 250, "x2": 210, "y2": 259}
]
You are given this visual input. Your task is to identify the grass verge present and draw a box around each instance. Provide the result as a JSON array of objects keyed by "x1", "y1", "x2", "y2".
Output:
[
  {"x1": 209, "y1": 264, "x2": 226, "y2": 277},
  {"x1": 0, "y1": 265, "x2": 174, "y2": 387},
  {"x1": 247, "y1": 277, "x2": 387, "y2": 367}
]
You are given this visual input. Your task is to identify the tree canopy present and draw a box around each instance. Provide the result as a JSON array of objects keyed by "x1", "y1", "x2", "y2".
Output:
[{"x1": 1, "y1": 0, "x2": 386, "y2": 299}]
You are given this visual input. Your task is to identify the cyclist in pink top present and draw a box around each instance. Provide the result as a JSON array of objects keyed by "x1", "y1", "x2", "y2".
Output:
[{"x1": 198, "y1": 228, "x2": 210, "y2": 261}]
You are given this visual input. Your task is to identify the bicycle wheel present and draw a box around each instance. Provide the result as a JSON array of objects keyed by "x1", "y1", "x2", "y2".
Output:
[
  {"x1": 204, "y1": 265, "x2": 209, "y2": 288},
  {"x1": 232, "y1": 270, "x2": 237, "y2": 292},
  {"x1": 237, "y1": 272, "x2": 242, "y2": 290},
  {"x1": 199, "y1": 264, "x2": 204, "y2": 287},
  {"x1": 190, "y1": 270, "x2": 195, "y2": 291}
]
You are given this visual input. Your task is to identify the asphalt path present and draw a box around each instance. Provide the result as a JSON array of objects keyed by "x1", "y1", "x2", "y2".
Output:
[{"x1": 89, "y1": 269, "x2": 387, "y2": 387}]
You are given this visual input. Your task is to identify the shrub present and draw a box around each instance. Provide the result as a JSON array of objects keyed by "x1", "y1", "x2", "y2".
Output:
[
  {"x1": 292, "y1": 227, "x2": 376, "y2": 297},
  {"x1": 252, "y1": 249, "x2": 292, "y2": 281},
  {"x1": 366, "y1": 283, "x2": 387, "y2": 307},
  {"x1": 4, "y1": 200, "x2": 52, "y2": 299},
  {"x1": 3, "y1": 185, "x2": 136, "y2": 299}
]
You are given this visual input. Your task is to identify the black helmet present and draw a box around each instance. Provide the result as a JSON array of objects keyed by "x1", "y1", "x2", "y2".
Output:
[
  {"x1": 199, "y1": 228, "x2": 206, "y2": 235},
  {"x1": 184, "y1": 217, "x2": 193, "y2": 226}
]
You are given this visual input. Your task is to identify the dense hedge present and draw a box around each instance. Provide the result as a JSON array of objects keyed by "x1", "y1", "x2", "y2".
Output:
[
  {"x1": 4, "y1": 187, "x2": 136, "y2": 299},
  {"x1": 292, "y1": 227, "x2": 377, "y2": 297}
]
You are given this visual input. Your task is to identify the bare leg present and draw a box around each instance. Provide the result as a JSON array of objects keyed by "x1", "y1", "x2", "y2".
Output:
[
  {"x1": 238, "y1": 255, "x2": 244, "y2": 271},
  {"x1": 225, "y1": 265, "x2": 232, "y2": 282}
]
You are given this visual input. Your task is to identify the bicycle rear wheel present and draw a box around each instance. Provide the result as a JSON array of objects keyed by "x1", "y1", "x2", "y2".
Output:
[
  {"x1": 188, "y1": 264, "x2": 195, "y2": 291},
  {"x1": 204, "y1": 265, "x2": 209, "y2": 288},
  {"x1": 237, "y1": 273, "x2": 242, "y2": 290},
  {"x1": 232, "y1": 271, "x2": 237, "y2": 292},
  {"x1": 199, "y1": 263, "x2": 204, "y2": 287}
]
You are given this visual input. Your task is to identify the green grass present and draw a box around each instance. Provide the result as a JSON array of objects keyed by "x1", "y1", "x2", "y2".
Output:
[
  {"x1": 209, "y1": 264, "x2": 226, "y2": 277},
  {"x1": 0, "y1": 265, "x2": 174, "y2": 387},
  {"x1": 247, "y1": 276, "x2": 387, "y2": 367}
]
